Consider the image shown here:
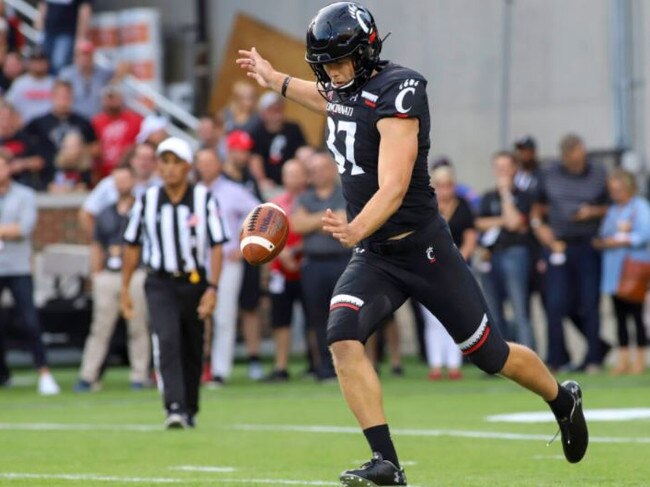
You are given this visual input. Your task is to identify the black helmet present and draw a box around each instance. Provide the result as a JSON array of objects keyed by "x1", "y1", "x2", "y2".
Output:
[{"x1": 305, "y1": 2, "x2": 383, "y2": 100}]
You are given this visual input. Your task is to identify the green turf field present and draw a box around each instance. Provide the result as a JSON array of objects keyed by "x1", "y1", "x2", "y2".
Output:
[{"x1": 0, "y1": 361, "x2": 648, "y2": 486}]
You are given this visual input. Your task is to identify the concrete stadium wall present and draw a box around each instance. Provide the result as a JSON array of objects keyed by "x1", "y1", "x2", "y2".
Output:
[{"x1": 208, "y1": 0, "x2": 617, "y2": 191}]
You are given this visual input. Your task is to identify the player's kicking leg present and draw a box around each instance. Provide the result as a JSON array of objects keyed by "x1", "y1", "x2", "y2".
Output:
[
  {"x1": 412, "y1": 218, "x2": 588, "y2": 465},
  {"x1": 500, "y1": 343, "x2": 588, "y2": 463}
]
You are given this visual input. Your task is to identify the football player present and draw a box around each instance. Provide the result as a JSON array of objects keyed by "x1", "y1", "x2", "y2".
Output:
[{"x1": 238, "y1": 3, "x2": 588, "y2": 485}]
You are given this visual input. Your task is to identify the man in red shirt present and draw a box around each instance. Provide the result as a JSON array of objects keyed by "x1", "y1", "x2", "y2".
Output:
[
  {"x1": 92, "y1": 85, "x2": 142, "y2": 179},
  {"x1": 265, "y1": 159, "x2": 309, "y2": 381}
]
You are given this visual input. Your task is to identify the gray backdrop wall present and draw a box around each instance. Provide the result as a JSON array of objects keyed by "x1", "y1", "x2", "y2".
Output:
[{"x1": 94, "y1": 0, "x2": 647, "y2": 191}]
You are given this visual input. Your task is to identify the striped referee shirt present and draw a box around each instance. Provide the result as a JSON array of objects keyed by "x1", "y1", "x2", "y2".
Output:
[{"x1": 123, "y1": 184, "x2": 229, "y2": 273}]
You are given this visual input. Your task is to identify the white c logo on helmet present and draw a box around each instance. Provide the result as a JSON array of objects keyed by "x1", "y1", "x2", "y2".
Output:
[
  {"x1": 348, "y1": 4, "x2": 370, "y2": 33},
  {"x1": 356, "y1": 12, "x2": 370, "y2": 33}
]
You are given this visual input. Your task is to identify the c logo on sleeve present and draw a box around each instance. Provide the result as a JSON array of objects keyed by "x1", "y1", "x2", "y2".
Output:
[{"x1": 395, "y1": 79, "x2": 420, "y2": 114}]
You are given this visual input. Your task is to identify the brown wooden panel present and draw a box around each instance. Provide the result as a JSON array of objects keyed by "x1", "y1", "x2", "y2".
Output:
[{"x1": 210, "y1": 13, "x2": 325, "y2": 148}]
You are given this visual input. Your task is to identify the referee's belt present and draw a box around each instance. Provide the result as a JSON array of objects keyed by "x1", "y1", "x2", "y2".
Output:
[{"x1": 146, "y1": 267, "x2": 206, "y2": 284}]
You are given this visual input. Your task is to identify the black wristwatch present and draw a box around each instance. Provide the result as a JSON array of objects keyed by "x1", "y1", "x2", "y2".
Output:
[{"x1": 206, "y1": 282, "x2": 218, "y2": 291}]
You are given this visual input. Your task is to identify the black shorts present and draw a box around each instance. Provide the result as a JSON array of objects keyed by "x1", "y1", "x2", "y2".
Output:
[
  {"x1": 270, "y1": 279, "x2": 304, "y2": 328},
  {"x1": 238, "y1": 262, "x2": 261, "y2": 311},
  {"x1": 327, "y1": 216, "x2": 508, "y2": 364}
]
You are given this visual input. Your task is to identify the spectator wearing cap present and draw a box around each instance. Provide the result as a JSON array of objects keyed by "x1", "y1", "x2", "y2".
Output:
[
  {"x1": 59, "y1": 39, "x2": 117, "y2": 120},
  {"x1": 221, "y1": 129, "x2": 265, "y2": 380},
  {"x1": 248, "y1": 90, "x2": 306, "y2": 193},
  {"x1": 6, "y1": 48, "x2": 54, "y2": 125},
  {"x1": 194, "y1": 147, "x2": 260, "y2": 386},
  {"x1": 0, "y1": 52, "x2": 24, "y2": 94},
  {"x1": 513, "y1": 135, "x2": 542, "y2": 199},
  {"x1": 532, "y1": 134, "x2": 609, "y2": 372},
  {"x1": 35, "y1": 0, "x2": 92, "y2": 75},
  {"x1": 136, "y1": 114, "x2": 169, "y2": 148},
  {"x1": 0, "y1": 102, "x2": 44, "y2": 190},
  {"x1": 513, "y1": 136, "x2": 546, "y2": 316},
  {"x1": 122, "y1": 137, "x2": 228, "y2": 428},
  {"x1": 222, "y1": 130, "x2": 263, "y2": 201},
  {"x1": 24, "y1": 79, "x2": 97, "y2": 190},
  {"x1": 92, "y1": 84, "x2": 143, "y2": 179},
  {"x1": 79, "y1": 142, "x2": 160, "y2": 237}
]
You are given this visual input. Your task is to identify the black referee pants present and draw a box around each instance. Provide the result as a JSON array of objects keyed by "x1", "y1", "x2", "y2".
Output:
[{"x1": 145, "y1": 274, "x2": 206, "y2": 417}]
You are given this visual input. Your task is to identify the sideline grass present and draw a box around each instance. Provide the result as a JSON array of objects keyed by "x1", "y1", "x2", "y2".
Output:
[{"x1": 0, "y1": 361, "x2": 648, "y2": 486}]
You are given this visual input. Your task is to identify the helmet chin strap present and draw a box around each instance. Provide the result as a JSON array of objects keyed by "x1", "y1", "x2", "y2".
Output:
[{"x1": 334, "y1": 79, "x2": 355, "y2": 90}]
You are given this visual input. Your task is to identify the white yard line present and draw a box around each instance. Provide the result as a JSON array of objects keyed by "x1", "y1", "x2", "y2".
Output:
[
  {"x1": 3, "y1": 420, "x2": 649, "y2": 445},
  {"x1": 231, "y1": 423, "x2": 650, "y2": 444},
  {"x1": 0, "y1": 422, "x2": 160, "y2": 432},
  {"x1": 0, "y1": 473, "x2": 182, "y2": 483},
  {"x1": 218, "y1": 480, "x2": 340, "y2": 486},
  {"x1": 5, "y1": 423, "x2": 650, "y2": 444},
  {"x1": 169, "y1": 466, "x2": 237, "y2": 473},
  {"x1": 353, "y1": 460, "x2": 417, "y2": 466},
  {"x1": 0, "y1": 472, "x2": 342, "y2": 486},
  {"x1": 487, "y1": 408, "x2": 650, "y2": 423}
]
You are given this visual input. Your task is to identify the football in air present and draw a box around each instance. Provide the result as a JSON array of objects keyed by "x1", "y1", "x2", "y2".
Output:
[{"x1": 239, "y1": 203, "x2": 289, "y2": 265}]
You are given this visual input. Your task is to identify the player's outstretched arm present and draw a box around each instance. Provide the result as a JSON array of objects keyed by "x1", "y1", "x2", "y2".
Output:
[{"x1": 236, "y1": 48, "x2": 326, "y2": 113}]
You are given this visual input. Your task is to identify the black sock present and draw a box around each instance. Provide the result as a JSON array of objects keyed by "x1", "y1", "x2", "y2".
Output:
[
  {"x1": 363, "y1": 424, "x2": 400, "y2": 468},
  {"x1": 547, "y1": 382, "x2": 574, "y2": 420}
]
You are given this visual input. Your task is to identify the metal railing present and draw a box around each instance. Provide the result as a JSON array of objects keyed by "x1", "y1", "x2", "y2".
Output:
[{"x1": 4, "y1": 0, "x2": 199, "y2": 144}]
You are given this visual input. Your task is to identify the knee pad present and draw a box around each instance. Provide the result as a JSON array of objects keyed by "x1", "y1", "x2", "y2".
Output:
[
  {"x1": 326, "y1": 305, "x2": 362, "y2": 345},
  {"x1": 459, "y1": 316, "x2": 510, "y2": 374},
  {"x1": 326, "y1": 293, "x2": 398, "y2": 346}
]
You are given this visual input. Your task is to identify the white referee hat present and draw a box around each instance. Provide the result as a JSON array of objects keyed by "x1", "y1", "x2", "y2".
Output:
[{"x1": 156, "y1": 137, "x2": 193, "y2": 163}]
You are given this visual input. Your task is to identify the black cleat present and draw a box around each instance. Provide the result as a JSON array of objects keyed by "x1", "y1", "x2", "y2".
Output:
[
  {"x1": 263, "y1": 369, "x2": 290, "y2": 383},
  {"x1": 553, "y1": 380, "x2": 588, "y2": 463},
  {"x1": 340, "y1": 453, "x2": 407, "y2": 486}
]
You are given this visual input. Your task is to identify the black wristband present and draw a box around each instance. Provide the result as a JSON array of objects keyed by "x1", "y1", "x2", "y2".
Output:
[
  {"x1": 281, "y1": 76, "x2": 292, "y2": 97},
  {"x1": 206, "y1": 282, "x2": 218, "y2": 291}
]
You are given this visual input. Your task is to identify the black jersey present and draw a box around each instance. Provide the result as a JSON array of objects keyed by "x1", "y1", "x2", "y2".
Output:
[{"x1": 324, "y1": 61, "x2": 437, "y2": 243}]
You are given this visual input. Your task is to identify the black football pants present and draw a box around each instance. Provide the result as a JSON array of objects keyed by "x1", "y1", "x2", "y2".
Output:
[{"x1": 145, "y1": 274, "x2": 206, "y2": 417}]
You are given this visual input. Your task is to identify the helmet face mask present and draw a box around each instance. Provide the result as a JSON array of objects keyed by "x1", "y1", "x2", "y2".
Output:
[{"x1": 305, "y1": 2, "x2": 383, "y2": 102}]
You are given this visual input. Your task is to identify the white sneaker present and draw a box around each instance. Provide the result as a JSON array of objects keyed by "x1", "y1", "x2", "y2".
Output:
[
  {"x1": 165, "y1": 413, "x2": 187, "y2": 429},
  {"x1": 38, "y1": 372, "x2": 60, "y2": 395},
  {"x1": 248, "y1": 361, "x2": 264, "y2": 381}
]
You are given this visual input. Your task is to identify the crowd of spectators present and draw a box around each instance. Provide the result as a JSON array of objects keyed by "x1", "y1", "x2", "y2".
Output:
[{"x1": 0, "y1": 2, "x2": 648, "y2": 393}]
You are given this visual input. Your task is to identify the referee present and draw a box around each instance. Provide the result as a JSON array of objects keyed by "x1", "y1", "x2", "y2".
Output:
[{"x1": 121, "y1": 137, "x2": 228, "y2": 429}]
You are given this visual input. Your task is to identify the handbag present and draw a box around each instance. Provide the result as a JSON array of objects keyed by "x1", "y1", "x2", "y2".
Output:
[{"x1": 616, "y1": 257, "x2": 650, "y2": 303}]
